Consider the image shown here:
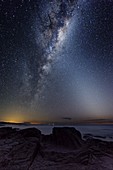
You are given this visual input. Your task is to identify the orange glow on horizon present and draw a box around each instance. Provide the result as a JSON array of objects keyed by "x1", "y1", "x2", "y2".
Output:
[
  {"x1": 3, "y1": 120, "x2": 23, "y2": 123},
  {"x1": 2, "y1": 109, "x2": 27, "y2": 124},
  {"x1": 30, "y1": 121, "x2": 42, "y2": 125}
]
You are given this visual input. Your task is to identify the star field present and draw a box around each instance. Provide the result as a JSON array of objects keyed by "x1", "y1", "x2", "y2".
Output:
[{"x1": 0, "y1": 0, "x2": 113, "y2": 123}]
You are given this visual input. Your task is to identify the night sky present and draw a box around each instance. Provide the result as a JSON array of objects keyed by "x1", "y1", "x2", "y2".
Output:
[{"x1": 0, "y1": 0, "x2": 113, "y2": 123}]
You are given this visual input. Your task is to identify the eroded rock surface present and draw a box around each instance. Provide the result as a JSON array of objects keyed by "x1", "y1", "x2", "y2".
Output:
[
  {"x1": 0, "y1": 127, "x2": 41, "y2": 170},
  {"x1": 0, "y1": 127, "x2": 113, "y2": 170}
]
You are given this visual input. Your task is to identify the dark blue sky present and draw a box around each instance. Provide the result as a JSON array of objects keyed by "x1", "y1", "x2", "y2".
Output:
[{"x1": 0, "y1": 0, "x2": 113, "y2": 123}]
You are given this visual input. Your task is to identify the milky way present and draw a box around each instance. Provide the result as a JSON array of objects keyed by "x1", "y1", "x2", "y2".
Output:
[
  {"x1": 1, "y1": 0, "x2": 113, "y2": 123},
  {"x1": 32, "y1": 0, "x2": 78, "y2": 113}
]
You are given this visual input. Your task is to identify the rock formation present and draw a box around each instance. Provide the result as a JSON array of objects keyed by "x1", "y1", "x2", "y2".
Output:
[
  {"x1": 0, "y1": 127, "x2": 112, "y2": 170},
  {"x1": 52, "y1": 127, "x2": 84, "y2": 149}
]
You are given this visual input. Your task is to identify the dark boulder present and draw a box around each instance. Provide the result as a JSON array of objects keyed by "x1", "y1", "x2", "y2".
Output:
[
  {"x1": 19, "y1": 128, "x2": 41, "y2": 138},
  {"x1": 0, "y1": 127, "x2": 16, "y2": 139},
  {"x1": 52, "y1": 127, "x2": 84, "y2": 149}
]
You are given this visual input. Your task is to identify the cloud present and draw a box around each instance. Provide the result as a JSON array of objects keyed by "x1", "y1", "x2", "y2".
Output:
[{"x1": 62, "y1": 117, "x2": 72, "y2": 120}]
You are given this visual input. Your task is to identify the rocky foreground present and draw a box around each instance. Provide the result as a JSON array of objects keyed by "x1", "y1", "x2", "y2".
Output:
[{"x1": 0, "y1": 127, "x2": 113, "y2": 170}]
